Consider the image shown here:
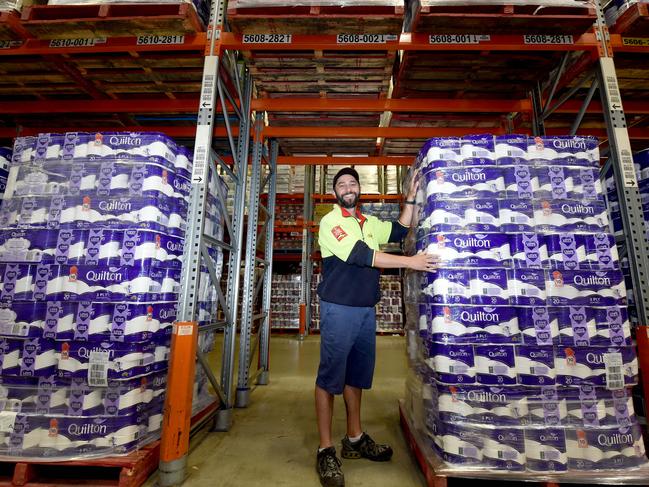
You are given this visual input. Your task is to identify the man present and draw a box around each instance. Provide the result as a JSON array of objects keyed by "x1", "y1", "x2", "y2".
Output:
[{"x1": 315, "y1": 167, "x2": 439, "y2": 486}]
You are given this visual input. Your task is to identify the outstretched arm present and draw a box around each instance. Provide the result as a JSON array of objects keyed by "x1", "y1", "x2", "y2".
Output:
[{"x1": 373, "y1": 250, "x2": 440, "y2": 272}]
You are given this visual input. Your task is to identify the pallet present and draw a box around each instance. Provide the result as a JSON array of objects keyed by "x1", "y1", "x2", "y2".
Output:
[
  {"x1": 21, "y1": 2, "x2": 203, "y2": 39},
  {"x1": 610, "y1": 2, "x2": 649, "y2": 38},
  {"x1": 0, "y1": 10, "x2": 27, "y2": 40},
  {"x1": 405, "y1": 0, "x2": 596, "y2": 35},
  {"x1": 228, "y1": 0, "x2": 403, "y2": 35},
  {"x1": 0, "y1": 441, "x2": 160, "y2": 487}
]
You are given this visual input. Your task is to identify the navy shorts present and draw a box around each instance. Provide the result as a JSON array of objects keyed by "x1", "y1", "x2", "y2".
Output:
[{"x1": 316, "y1": 300, "x2": 376, "y2": 395}]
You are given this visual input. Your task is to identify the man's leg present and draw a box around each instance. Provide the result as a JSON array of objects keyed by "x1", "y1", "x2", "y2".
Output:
[
  {"x1": 343, "y1": 385, "x2": 362, "y2": 439},
  {"x1": 315, "y1": 385, "x2": 335, "y2": 448}
]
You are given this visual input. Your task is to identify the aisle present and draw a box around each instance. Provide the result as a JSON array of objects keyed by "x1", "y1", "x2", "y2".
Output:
[{"x1": 156, "y1": 335, "x2": 426, "y2": 487}]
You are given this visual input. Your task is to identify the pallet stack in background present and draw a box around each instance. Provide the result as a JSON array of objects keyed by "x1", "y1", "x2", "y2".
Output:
[
  {"x1": 405, "y1": 134, "x2": 647, "y2": 473},
  {"x1": 0, "y1": 132, "x2": 224, "y2": 458}
]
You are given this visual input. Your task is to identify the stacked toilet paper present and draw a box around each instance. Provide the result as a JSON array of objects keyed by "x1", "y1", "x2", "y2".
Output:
[
  {"x1": 0, "y1": 132, "x2": 227, "y2": 458},
  {"x1": 410, "y1": 135, "x2": 647, "y2": 473}
]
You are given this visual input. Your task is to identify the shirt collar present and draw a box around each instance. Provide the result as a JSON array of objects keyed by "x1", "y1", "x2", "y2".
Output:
[{"x1": 336, "y1": 204, "x2": 366, "y2": 224}]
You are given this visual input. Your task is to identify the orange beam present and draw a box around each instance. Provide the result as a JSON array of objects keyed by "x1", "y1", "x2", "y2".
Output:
[
  {"x1": 253, "y1": 98, "x2": 532, "y2": 113},
  {"x1": 263, "y1": 126, "x2": 506, "y2": 138},
  {"x1": 277, "y1": 156, "x2": 412, "y2": 165},
  {"x1": 0, "y1": 126, "x2": 236, "y2": 138}
]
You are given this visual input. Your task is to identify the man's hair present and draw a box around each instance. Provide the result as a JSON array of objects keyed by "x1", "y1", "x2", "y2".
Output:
[{"x1": 333, "y1": 167, "x2": 360, "y2": 190}]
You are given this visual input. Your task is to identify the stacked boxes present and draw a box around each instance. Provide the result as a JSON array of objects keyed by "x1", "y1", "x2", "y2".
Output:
[
  {"x1": 407, "y1": 135, "x2": 647, "y2": 473},
  {"x1": 0, "y1": 148, "x2": 9, "y2": 197},
  {"x1": 271, "y1": 274, "x2": 301, "y2": 330},
  {"x1": 376, "y1": 275, "x2": 404, "y2": 333},
  {"x1": 0, "y1": 132, "x2": 225, "y2": 458}
]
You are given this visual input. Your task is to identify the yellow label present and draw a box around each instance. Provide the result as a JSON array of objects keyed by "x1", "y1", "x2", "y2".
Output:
[{"x1": 622, "y1": 37, "x2": 649, "y2": 47}]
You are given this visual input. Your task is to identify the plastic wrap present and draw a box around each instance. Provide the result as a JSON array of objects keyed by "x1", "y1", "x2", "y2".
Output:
[
  {"x1": 0, "y1": 0, "x2": 21, "y2": 11},
  {"x1": 415, "y1": 0, "x2": 593, "y2": 7},
  {"x1": 404, "y1": 134, "x2": 648, "y2": 477}
]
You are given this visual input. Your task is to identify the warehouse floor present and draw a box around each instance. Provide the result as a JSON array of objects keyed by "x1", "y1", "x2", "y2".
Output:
[{"x1": 147, "y1": 335, "x2": 427, "y2": 486}]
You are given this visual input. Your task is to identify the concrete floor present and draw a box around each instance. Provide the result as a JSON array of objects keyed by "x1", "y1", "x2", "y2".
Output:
[{"x1": 150, "y1": 335, "x2": 426, "y2": 487}]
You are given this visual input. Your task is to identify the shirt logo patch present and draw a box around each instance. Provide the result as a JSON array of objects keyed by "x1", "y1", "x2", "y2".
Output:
[{"x1": 331, "y1": 225, "x2": 348, "y2": 241}]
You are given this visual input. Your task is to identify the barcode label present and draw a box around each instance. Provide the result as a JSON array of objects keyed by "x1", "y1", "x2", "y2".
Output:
[
  {"x1": 604, "y1": 352, "x2": 624, "y2": 390},
  {"x1": 459, "y1": 446, "x2": 478, "y2": 457},
  {"x1": 532, "y1": 365, "x2": 549, "y2": 374},
  {"x1": 88, "y1": 350, "x2": 110, "y2": 387},
  {"x1": 540, "y1": 450, "x2": 560, "y2": 460},
  {"x1": 489, "y1": 365, "x2": 508, "y2": 374},
  {"x1": 449, "y1": 364, "x2": 468, "y2": 374}
]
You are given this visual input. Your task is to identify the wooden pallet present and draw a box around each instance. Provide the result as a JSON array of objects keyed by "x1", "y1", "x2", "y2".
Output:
[
  {"x1": 405, "y1": 0, "x2": 596, "y2": 35},
  {"x1": 21, "y1": 2, "x2": 203, "y2": 39},
  {"x1": 0, "y1": 441, "x2": 160, "y2": 487},
  {"x1": 228, "y1": 0, "x2": 403, "y2": 35},
  {"x1": 610, "y1": 2, "x2": 649, "y2": 38}
]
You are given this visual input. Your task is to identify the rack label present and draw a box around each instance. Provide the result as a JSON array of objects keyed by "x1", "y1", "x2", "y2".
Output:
[
  {"x1": 242, "y1": 34, "x2": 292, "y2": 44},
  {"x1": 191, "y1": 125, "x2": 211, "y2": 184},
  {"x1": 49, "y1": 37, "x2": 106, "y2": 48},
  {"x1": 622, "y1": 37, "x2": 649, "y2": 47},
  {"x1": 0, "y1": 40, "x2": 22, "y2": 49},
  {"x1": 429, "y1": 34, "x2": 490, "y2": 44},
  {"x1": 336, "y1": 34, "x2": 397, "y2": 44},
  {"x1": 136, "y1": 35, "x2": 185, "y2": 45},
  {"x1": 523, "y1": 34, "x2": 573, "y2": 45}
]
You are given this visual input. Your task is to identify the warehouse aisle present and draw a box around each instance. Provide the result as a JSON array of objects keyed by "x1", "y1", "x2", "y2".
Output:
[{"x1": 151, "y1": 335, "x2": 426, "y2": 487}]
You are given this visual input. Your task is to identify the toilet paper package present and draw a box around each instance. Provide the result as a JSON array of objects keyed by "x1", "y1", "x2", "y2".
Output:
[
  {"x1": 436, "y1": 420, "x2": 484, "y2": 465},
  {"x1": 421, "y1": 138, "x2": 462, "y2": 167},
  {"x1": 0, "y1": 263, "x2": 35, "y2": 302},
  {"x1": 427, "y1": 343, "x2": 476, "y2": 384},
  {"x1": 474, "y1": 345, "x2": 517, "y2": 385},
  {"x1": 554, "y1": 346, "x2": 638, "y2": 387},
  {"x1": 0, "y1": 302, "x2": 47, "y2": 338},
  {"x1": 499, "y1": 199, "x2": 535, "y2": 232},
  {"x1": 422, "y1": 200, "x2": 469, "y2": 232},
  {"x1": 460, "y1": 134, "x2": 496, "y2": 165},
  {"x1": 515, "y1": 346, "x2": 555, "y2": 386},
  {"x1": 503, "y1": 165, "x2": 537, "y2": 199},
  {"x1": 469, "y1": 269, "x2": 509, "y2": 305},
  {"x1": 51, "y1": 301, "x2": 176, "y2": 343},
  {"x1": 546, "y1": 269, "x2": 626, "y2": 306},
  {"x1": 57, "y1": 340, "x2": 158, "y2": 381},
  {"x1": 480, "y1": 425, "x2": 526, "y2": 471},
  {"x1": 534, "y1": 199, "x2": 609, "y2": 233},
  {"x1": 464, "y1": 199, "x2": 500, "y2": 232},
  {"x1": 11, "y1": 134, "x2": 66, "y2": 166},
  {"x1": 4, "y1": 161, "x2": 97, "y2": 199},
  {"x1": 0, "y1": 338, "x2": 57, "y2": 378},
  {"x1": 565, "y1": 424, "x2": 647, "y2": 470},
  {"x1": 174, "y1": 146, "x2": 193, "y2": 180},
  {"x1": 495, "y1": 135, "x2": 529, "y2": 165},
  {"x1": 545, "y1": 234, "x2": 587, "y2": 270},
  {"x1": 524, "y1": 428, "x2": 568, "y2": 472},
  {"x1": 426, "y1": 305, "x2": 520, "y2": 344},
  {"x1": 536, "y1": 166, "x2": 602, "y2": 201},
  {"x1": 420, "y1": 232, "x2": 511, "y2": 268},
  {"x1": 518, "y1": 306, "x2": 560, "y2": 346},
  {"x1": 555, "y1": 306, "x2": 632, "y2": 347},
  {"x1": 527, "y1": 386, "x2": 568, "y2": 426},
  {"x1": 459, "y1": 385, "x2": 529, "y2": 426},
  {"x1": 421, "y1": 269, "x2": 471, "y2": 304},
  {"x1": 507, "y1": 268, "x2": 546, "y2": 305},
  {"x1": 584, "y1": 233, "x2": 619, "y2": 269},
  {"x1": 424, "y1": 167, "x2": 505, "y2": 200},
  {"x1": 509, "y1": 233, "x2": 548, "y2": 268},
  {"x1": 527, "y1": 136, "x2": 599, "y2": 167},
  {"x1": 563, "y1": 386, "x2": 636, "y2": 429}
]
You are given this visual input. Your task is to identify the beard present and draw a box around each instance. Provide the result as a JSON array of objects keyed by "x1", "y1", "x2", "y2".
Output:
[{"x1": 335, "y1": 190, "x2": 359, "y2": 209}]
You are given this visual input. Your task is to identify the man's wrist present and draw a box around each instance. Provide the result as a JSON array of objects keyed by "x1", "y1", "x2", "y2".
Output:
[{"x1": 404, "y1": 199, "x2": 416, "y2": 205}]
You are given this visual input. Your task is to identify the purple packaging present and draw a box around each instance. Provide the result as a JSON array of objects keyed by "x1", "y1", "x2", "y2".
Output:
[
  {"x1": 545, "y1": 233, "x2": 586, "y2": 270},
  {"x1": 421, "y1": 269, "x2": 471, "y2": 305},
  {"x1": 555, "y1": 306, "x2": 597, "y2": 347},
  {"x1": 507, "y1": 268, "x2": 546, "y2": 305},
  {"x1": 584, "y1": 233, "x2": 619, "y2": 269},
  {"x1": 437, "y1": 420, "x2": 484, "y2": 465},
  {"x1": 0, "y1": 302, "x2": 46, "y2": 338},
  {"x1": 94, "y1": 162, "x2": 176, "y2": 199},
  {"x1": 425, "y1": 232, "x2": 511, "y2": 268},
  {"x1": 464, "y1": 199, "x2": 500, "y2": 232},
  {"x1": 57, "y1": 340, "x2": 157, "y2": 380},
  {"x1": 0, "y1": 263, "x2": 34, "y2": 302},
  {"x1": 0, "y1": 338, "x2": 25, "y2": 376},
  {"x1": 534, "y1": 199, "x2": 609, "y2": 233},
  {"x1": 422, "y1": 200, "x2": 467, "y2": 232},
  {"x1": 464, "y1": 385, "x2": 528, "y2": 426},
  {"x1": 566, "y1": 424, "x2": 646, "y2": 470},
  {"x1": 535, "y1": 165, "x2": 575, "y2": 200},
  {"x1": 422, "y1": 137, "x2": 462, "y2": 166},
  {"x1": 88, "y1": 229, "x2": 184, "y2": 269},
  {"x1": 572, "y1": 167, "x2": 603, "y2": 200},
  {"x1": 515, "y1": 345, "x2": 555, "y2": 386},
  {"x1": 546, "y1": 269, "x2": 626, "y2": 306},
  {"x1": 480, "y1": 426, "x2": 526, "y2": 471},
  {"x1": 428, "y1": 305, "x2": 519, "y2": 344},
  {"x1": 509, "y1": 233, "x2": 548, "y2": 268},
  {"x1": 0, "y1": 338, "x2": 57, "y2": 378},
  {"x1": 555, "y1": 346, "x2": 638, "y2": 386},
  {"x1": 469, "y1": 268, "x2": 509, "y2": 305},
  {"x1": 495, "y1": 135, "x2": 528, "y2": 165},
  {"x1": 518, "y1": 306, "x2": 559, "y2": 346},
  {"x1": 174, "y1": 146, "x2": 193, "y2": 180},
  {"x1": 171, "y1": 174, "x2": 191, "y2": 201},
  {"x1": 425, "y1": 166, "x2": 505, "y2": 200},
  {"x1": 460, "y1": 134, "x2": 496, "y2": 165},
  {"x1": 563, "y1": 385, "x2": 636, "y2": 429},
  {"x1": 503, "y1": 165, "x2": 536, "y2": 199},
  {"x1": 593, "y1": 306, "x2": 632, "y2": 346},
  {"x1": 527, "y1": 136, "x2": 599, "y2": 167},
  {"x1": 474, "y1": 344, "x2": 517, "y2": 385},
  {"x1": 77, "y1": 131, "x2": 178, "y2": 167},
  {"x1": 498, "y1": 199, "x2": 535, "y2": 232},
  {"x1": 6, "y1": 161, "x2": 97, "y2": 198},
  {"x1": 428, "y1": 342, "x2": 476, "y2": 384},
  {"x1": 524, "y1": 428, "x2": 568, "y2": 472},
  {"x1": 553, "y1": 306, "x2": 631, "y2": 347}
]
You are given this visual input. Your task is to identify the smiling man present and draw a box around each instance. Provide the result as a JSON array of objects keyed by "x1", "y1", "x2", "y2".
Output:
[{"x1": 315, "y1": 167, "x2": 439, "y2": 486}]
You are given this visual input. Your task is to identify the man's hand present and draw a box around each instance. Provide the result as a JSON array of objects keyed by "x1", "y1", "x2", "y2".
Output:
[{"x1": 408, "y1": 251, "x2": 440, "y2": 272}]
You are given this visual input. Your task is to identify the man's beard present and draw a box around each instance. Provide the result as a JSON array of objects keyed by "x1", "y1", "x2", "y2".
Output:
[{"x1": 336, "y1": 191, "x2": 359, "y2": 209}]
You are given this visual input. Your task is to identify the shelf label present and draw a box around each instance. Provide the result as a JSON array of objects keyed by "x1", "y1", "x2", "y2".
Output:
[
  {"x1": 136, "y1": 34, "x2": 185, "y2": 46},
  {"x1": 429, "y1": 34, "x2": 490, "y2": 44},
  {"x1": 191, "y1": 126, "x2": 211, "y2": 185},
  {"x1": 622, "y1": 37, "x2": 649, "y2": 47},
  {"x1": 49, "y1": 37, "x2": 106, "y2": 48},
  {"x1": 242, "y1": 34, "x2": 292, "y2": 44},
  {"x1": 523, "y1": 34, "x2": 573, "y2": 45},
  {"x1": 336, "y1": 34, "x2": 397, "y2": 44},
  {"x1": 0, "y1": 40, "x2": 22, "y2": 49}
]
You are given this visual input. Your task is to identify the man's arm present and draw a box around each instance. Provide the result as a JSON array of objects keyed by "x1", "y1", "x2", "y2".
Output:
[
  {"x1": 398, "y1": 171, "x2": 419, "y2": 227},
  {"x1": 373, "y1": 250, "x2": 439, "y2": 271}
]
